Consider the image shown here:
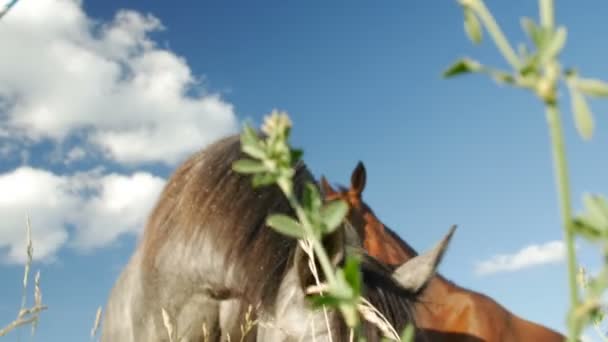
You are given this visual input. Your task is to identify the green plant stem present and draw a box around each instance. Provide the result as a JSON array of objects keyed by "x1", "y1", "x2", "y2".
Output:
[
  {"x1": 545, "y1": 104, "x2": 581, "y2": 341},
  {"x1": 280, "y1": 182, "x2": 338, "y2": 285},
  {"x1": 467, "y1": 0, "x2": 520, "y2": 69},
  {"x1": 539, "y1": 0, "x2": 554, "y2": 28}
]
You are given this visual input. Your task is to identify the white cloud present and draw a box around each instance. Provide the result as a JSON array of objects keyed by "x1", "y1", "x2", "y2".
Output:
[
  {"x1": 0, "y1": 166, "x2": 165, "y2": 264},
  {"x1": 474, "y1": 240, "x2": 566, "y2": 276},
  {"x1": 0, "y1": 0, "x2": 238, "y2": 165},
  {"x1": 73, "y1": 172, "x2": 165, "y2": 249},
  {"x1": 65, "y1": 146, "x2": 86, "y2": 164}
]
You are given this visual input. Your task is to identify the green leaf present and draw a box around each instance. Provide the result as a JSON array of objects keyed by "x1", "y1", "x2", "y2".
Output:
[
  {"x1": 342, "y1": 256, "x2": 362, "y2": 297},
  {"x1": 575, "y1": 78, "x2": 608, "y2": 98},
  {"x1": 442, "y1": 58, "x2": 482, "y2": 78},
  {"x1": 331, "y1": 269, "x2": 355, "y2": 301},
  {"x1": 266, "y1": 214, "x2": 305, "y2": 239},
  {"x1": 573, "y1": 194, "x2": 608, "y2": 240},
  {"x1": 582, "y1": 194, "x2": 608, "y2": 230},
  {"x1": 572, "y1": 219, "x2": 603, "y2": 240},
  {"x1": 303, "y1": 182, "x2": 323, "y2": 213},
  {"x1": 489, "y1": 70, "x2": 516, "y2": 85},
  {"x1": 338, "y1": 303, "x2": 359, "y2": 328},
  {"x1": 537, "y1": 26, "x2": 567, "y2": 64},
  {"x1": 400, "y1": 324, "x2": 415, "y2": 342},
  {"x1": 290, "y1": 148, "x2": 303, "y2": 164},
  {"x1": 518, "y1": 56, "x2": 540, "y2": 77},
  {"x1": 241, "y1": 125, "x2": 266, "y2": 160},
  {"x1": 309, "y1": 293, "x2": 342, "y2": 308},
  {"x1": 463, "y1": 7, "x2": 482, "y2": 44},
  {"x1": 570, "y1": 89, "x2": 594, "y2": 140},
  {"x1": 320, "y1": 200, "x2": 348, "y2": 234},
  {"x1": 242, "y1": 144, "x2": 266, "y2": 160},
  {"x1": 521, "y1": 17, "x2": 543, "y2": 47},
  {"x1": 232, "y1": 159, "x2": 267, "y2": 174},
  {"x1": 252, "y1": 173, "x2": 279, "y2": 187}
]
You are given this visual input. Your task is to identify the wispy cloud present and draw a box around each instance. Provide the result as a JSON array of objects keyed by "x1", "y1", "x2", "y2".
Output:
[{"x1": 474, "y1": 240, "x2": 566, "y2": 276}]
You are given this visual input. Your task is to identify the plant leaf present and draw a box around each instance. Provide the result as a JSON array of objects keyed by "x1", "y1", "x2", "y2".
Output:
[
  {"x1": 309, "y1": 293, "x2": 341, "y2": 308},
  {"x1": 442, "y1": 58, "x2": 482, "y2": 78},
  {"x1": 252, "y1": 173, "x2": 279, "y2": 187},
  {"x1": 338, "y1": 302, "x2": 359, "y2": 328},
  {"x1": 573, "y1": 218, "x2": 603, "y2": 240},
  {"x1": 575, "y1": 78, "x2": 608, "y2": 98},
  {"x1": 241, "y1": 125, "x2": 266, "y2": 159},
  {"x1": 400, "y1": 324, "x2": 415, "y2": 342},
  {"x1": 463, "y1": 7, "x2": 482, "y2": 44},
  {"x1": 303, "y1": 183, "x2": 323, "y2": 214},
  {"x1": 521, "y1": 17, "x2": 542, "y2": 47},
  {"x1": 570, "y1": 89, "x2": 594, "y2": 140},
  {"x1": 232, "y1": 159, "x2": 267, "y2": 174},
  {"x1": 538, "y1": 26, "x2": 567, "y2": 64},
  {"x1": 290, "y1": 148, "x2": 304, "y2": 164},
  {"x1": 342, "y1": 256, "x2": 362, "y2": 297},
  {"x1": 266, "y1": 214, "x2": 304, "y2": 239},
  {"x1": 320, "y1": 200, "x2": 348, "y2": 234},
  {"x1": 489, "y1": 70, "x2": 515, "y2": 85},
  {"x1": 583, "y1": 194, "x2": 608, "y2": 230}
]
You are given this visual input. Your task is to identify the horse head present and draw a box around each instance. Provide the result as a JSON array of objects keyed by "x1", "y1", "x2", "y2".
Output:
[
  {"x1": 320, "y1": 161, "x2": 417, "y2": 264},
  {"x1": 259, "y1": 215, "x2": 457, "y2": 341}
]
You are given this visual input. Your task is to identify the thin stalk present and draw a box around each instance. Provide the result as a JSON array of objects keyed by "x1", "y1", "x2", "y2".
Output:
[
  {"x1": 280, "y1": 183, "x2": 338, "y2": 285},
  {"x1": 539, "y1": 0, "x2": 554, "y2": 29},
  {"x1": 468, "y1": 0, "x2": 520, "y2": 69},
  {"x1": 545, "y1": 104, "x2": 581, "y2": 341}
]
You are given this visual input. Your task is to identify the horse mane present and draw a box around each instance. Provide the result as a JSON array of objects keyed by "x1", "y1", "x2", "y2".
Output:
[
  {"x1": 142, "y1": 134, "x2": 308, "y2": 307},
  {"x1": 139, "y1": 134, "x2": 420, "y2": 340},
  {"x1": 357, "y1": 257, "x2": 420, "y2": 340}
]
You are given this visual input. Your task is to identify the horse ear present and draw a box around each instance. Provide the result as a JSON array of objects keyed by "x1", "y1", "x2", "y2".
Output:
[
  {"x1": 320, "y1": 176, "x2": 337, "y2": 197},
  {"x1": 392, "y1": 225, "x2": 457, "y2": 293},
  {"x1": 350, "y1": 161, "x2": 366, "y2": 196}
]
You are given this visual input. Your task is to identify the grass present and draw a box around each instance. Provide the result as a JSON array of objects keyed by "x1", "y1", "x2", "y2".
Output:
[{"x1": 0, "y1": 217, "x2": 47, "y2": 338}]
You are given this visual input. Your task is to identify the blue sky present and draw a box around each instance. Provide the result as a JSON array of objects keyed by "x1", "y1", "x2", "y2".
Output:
[{"x1": 0, "y1": 0, "x2": 607, "y2": 341}]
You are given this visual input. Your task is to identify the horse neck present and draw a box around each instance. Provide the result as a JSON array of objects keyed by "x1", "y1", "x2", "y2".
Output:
[{"x1": 361, "y1": 211, "x2": 418, "y2": 265}]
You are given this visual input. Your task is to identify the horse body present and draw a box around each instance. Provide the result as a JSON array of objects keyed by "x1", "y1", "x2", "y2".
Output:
[
  {"x1": 321, "y1": 162, "x2": 566, "y2": 342},
  {"x1": 101, "y1": 134, "x2": 456, "y2": 342}
]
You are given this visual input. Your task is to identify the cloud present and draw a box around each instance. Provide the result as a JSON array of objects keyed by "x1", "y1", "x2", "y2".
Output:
[
  {"x1": 474, "y1": 240, "x2": 566, "y2": 276},
  {"x1": 64, "y1": 146, "x2": 86, "y2": 164},
  {"x1": 0, "y1": 0, "x2": 238, "y2": 165},
  {"x1": 0, "y1": 166, "x2": 165, "y2": 264},
  {"x1": 72, "y1": 171, "x2": 165, "y2": 249}
]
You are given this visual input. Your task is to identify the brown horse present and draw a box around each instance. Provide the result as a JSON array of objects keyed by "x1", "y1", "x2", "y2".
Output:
[
  {"x1": 320, "y1": 162, "x2": 567, "y2": 342},
  {"x1": 101, "y1": 134, "x2": 457, "y2": 342}
]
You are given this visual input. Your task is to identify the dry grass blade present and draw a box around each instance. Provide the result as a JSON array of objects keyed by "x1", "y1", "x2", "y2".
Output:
[
  {"x1": 91, "y1": 306, "x2": 103, "y2": 340},
  {"x1": 299, "y1": 239, "x2": 334, "y2": 342},
  {"x1": 21, "y1": 216, "x2": 33, "y2": 312},
  {"x1": 30, "y1": 270, "x2": 42, "y2": 335},
  {"x1": 161, "y1": 307, "x2": 176, "y2": 342},
  {"x1": 239, "y1": 304, "x2": 259, "y2": 342},
  {"x1": 202, "y1": 322, "x2": 209, "y2": 342},
  {"x1": 0, "y1": 216, "x2": 47, "y2": 337},
  {"x1": 358, "y1": 298, "x2": 400, "y2": 341},
  {"x1": 304, "y1": 265, "x2": 402, "y2": 341},
  {"x1": 0, "y1": 305, "x2": 48, "y2": 337},
  {"x1": 0, "y1": 0, "x2": 20, "y2": 20}
]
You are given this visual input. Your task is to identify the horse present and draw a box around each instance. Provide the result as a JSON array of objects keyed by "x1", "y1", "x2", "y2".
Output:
[
  {"x1": 100, "y1": 134, "x2": 458, "y2": 342},
  {"x1": 320, "y1": 162, "x2": 567, "y2": 342}
]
